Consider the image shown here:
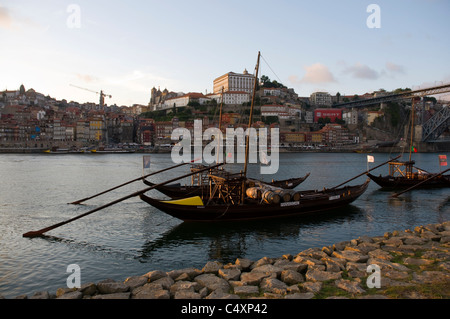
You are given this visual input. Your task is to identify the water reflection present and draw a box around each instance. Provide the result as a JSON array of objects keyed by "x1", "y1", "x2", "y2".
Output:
[{"x1": 137, "y1": 205, "x2": 363, "y2": 264}]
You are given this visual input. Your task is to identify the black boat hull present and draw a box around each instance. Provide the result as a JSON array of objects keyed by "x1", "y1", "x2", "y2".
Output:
[
  {"x1": 367, "y1": 173, "x2": 450, "y2": 189},
  {"x1": 139, "y1": 179, "x2": 370, "y2": 222}
]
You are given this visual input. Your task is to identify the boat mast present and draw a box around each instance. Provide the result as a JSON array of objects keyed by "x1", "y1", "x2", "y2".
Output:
[
  {"x1": 241, "y1": 51, "x2": 261, "y2": 204},
  {"x1": 217, "y1": 87, "x2": 224, "y2": 164},
  {"x1": 243, "y1": 51, "x2": 261, "y2": 177}
]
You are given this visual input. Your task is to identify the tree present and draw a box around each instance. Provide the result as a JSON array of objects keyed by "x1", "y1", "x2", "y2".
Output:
[{"x1": 261, "y1": 75, "x2": 270, "y2": 87}]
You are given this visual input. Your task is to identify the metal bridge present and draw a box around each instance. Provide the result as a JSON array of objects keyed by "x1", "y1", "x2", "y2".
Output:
[{"x1": 334, "y1": 83, "x2": 450, "y2": 142}]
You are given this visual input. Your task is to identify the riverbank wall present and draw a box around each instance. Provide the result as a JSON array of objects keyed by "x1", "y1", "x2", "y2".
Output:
[{"x1": 2, "y1": 221, "x2": 449, "y2": 300}]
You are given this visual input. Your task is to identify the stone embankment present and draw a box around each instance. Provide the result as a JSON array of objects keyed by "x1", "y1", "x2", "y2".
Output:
[{"x1": 4, "y1": 221, "x2": 450, "y2": 299}]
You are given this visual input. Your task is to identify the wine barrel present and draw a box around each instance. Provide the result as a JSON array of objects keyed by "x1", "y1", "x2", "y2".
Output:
[
  {"x1": 246, "y1": 187, "x2": 262, "y2": 199},
  {"x1": 287, "y1": 190, "x2": 301, "y2": 201},
  {"x1": 262, "y1": 190, "x2": 281, "y2": 204},
  {"x1": 273, "y1": 189, "x2": 291, "y2": 202}
]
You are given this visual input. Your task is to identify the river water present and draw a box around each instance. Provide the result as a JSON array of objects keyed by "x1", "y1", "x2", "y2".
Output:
[{"x1": 0, "y1": 151, "x2": 449, "y2": 298}]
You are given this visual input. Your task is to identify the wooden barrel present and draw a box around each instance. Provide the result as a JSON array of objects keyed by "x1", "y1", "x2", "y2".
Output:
[
  {"x1": 273, "y1": 189, "x2": 291, "y2": 202},
  {"x1": 287, "y1": 190, "x2": 301, "y2": 201},
  {"x1": 246, "y1": 187, "x2": 262, "y2": 199},
  {"x1": 262, "y1": 190, "x2": 281, "y2": 204}
]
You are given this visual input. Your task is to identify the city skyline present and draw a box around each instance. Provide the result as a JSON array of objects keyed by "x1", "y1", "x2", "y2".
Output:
[{"x1": 1, "y1": 0, "x2": 449, "y2": 106}]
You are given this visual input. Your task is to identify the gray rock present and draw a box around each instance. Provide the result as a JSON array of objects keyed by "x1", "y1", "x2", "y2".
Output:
[
  {"x1": 383, "y1": 270, "x2": 410, "y2": 281},
  {"x1": 438, "y1": 261, "x2": 450, "y2": 272},
  {"x1": 273, "y1": 259, "x2": 304, "y2": 272},
  {"x1": 206, "y1": 290, "x2": 240, "y2": 299},
  {"x1": 79, "y1": 282, "x2": 97, "y2": 296},
  {"x1": 412, "y1": 271, "x2": 450, "y2": 284},
  {"x1": 202, "y1": 261, "x2": 223, "y2": 274},
  {"x1": 56, "y1": 291, "x2": 83, "y2": 299},
  {"x1": 250, "y1": 257, "x2": 273, "y2": 269},
  {"x1": 335, "y1": 279, "x2": 366, "y2": 294},
  {"x1": 285, "y1": 292, "x2": 314, "y2": 299},
  {"x1": 251, "y1": 264, "x2": 283, "y2": 277},
  {"x1": 233, "y1": 285, "x2": 260, "y2": 295},
  {"x1": 97, "y1": 280, "x2": 129, "y2": 294},
  {"x1": 260, "y1": 278, "x2": 288, "y2": 294},
  {"x1": 403, "y1": 236, "x2": 427, "y2": 245},
  {"x1": 383, "y1": 237, "x2": 403, "y2": 246},
  {"x1": 195, "y1": 274, "x2": 230, "y2": 292},
  {"x1": 322, "y1": 246, "x2": 334, "y2": 256},
  {"x1": 123, "y1": 276, "x2": 148, "y2": 289},
  {"x1": 132, "y1": 283, "x2": 170, "y2": 299},
  {"x1": 368, "y1": 249, "x2": 393, "y2": 260},
  {"x1": 333, "y1": 241, "x2": 351, "y2": 251},
  {"x1": 367, "y1": 258, "x2": 409, "y2": 272},
  {"x1": 218, "y1": 268, "x2": 241, "y2": 281},
  {"x1": 345, "y1": 243, "x2": 379, "y2": 255},
  {"x1": 293, "y1": 255, "x2": 325, "y2": 267},
  {"x1": 322, "y1": 257, "x2": 345, "y2": 272},
  {"x1": 174, "y1": 290, "x2": 202, "y2": 299},
  {"x1": 403, "y1": 257, "x2": 434, "y2": 267},
  {"x1": 235, "y1": 258, "x2": 253, "y2": 270},
  {"x1": 167, "y1": 267, "x2": 202, "y2": 280},
  {"x1": 240, "y1": 271, "x2": 271, "y2": 285},
  {"x1": 332, "y1": 250, "x2": 368, "y2": 263},
  {"x1": 170, "y1": 281, "x2": 200, "y2": 294},
  {"x1": 280, "y1": 270, "x2": 305, "y2": 285},
  {"x1": 92, "y1": 292, "x2": 131, "y2": 299},
  {"x1": 144, "y1": 270, "x2": 167, "y2": 282},
  {"x1": 297, "y1": 248, "x2": 328, "y2": 260},
  {"x1": 152, "y1": 276, "x2": 174, "y2": 290},
  {"x1": 302, "y1": 281, "x2": 322, "y2": 294},
  {"x1": 345, "y1": 262, "x2": 367, "y2": 272},
  {"x1": 305, "y1": 269, "x2": 342, "y2": 282}
]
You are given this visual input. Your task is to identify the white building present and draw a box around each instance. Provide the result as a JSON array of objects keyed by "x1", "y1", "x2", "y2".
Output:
[
  {"x1": 163, "y1": 92, "x2": 211, "y2": 109},
  {"x1": 343, "y1": 108, "x2": 358, "y2": 125},
  {"x1": 310, "y1": 92, "x2": 332, "y2": 107},
  {"x1": 213, "y1": 69, "x2": 255, "y2": 94},
  {"x1": 207, "y1": 91, "x2": 251, "y2": 105},
  {"x1": 261, "y1": 105, "x2": 301, "y2": 119}
]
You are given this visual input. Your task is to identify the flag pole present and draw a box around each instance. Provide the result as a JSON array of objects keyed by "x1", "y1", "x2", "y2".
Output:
[{"x1": 332, "y1": 155, "x2": 400, "y2": 189}]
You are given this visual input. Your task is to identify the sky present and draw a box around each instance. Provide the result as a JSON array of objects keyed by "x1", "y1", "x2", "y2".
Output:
[{"x1": 1, "y1": 0, "x2": 449, "y2": 106}]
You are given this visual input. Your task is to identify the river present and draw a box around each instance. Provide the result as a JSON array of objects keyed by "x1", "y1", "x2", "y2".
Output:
[{"x1": 0, "y1": 151, "x2": 449, "y2": 298}]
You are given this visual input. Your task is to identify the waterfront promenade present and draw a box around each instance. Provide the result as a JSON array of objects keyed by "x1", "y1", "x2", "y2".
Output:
[{"x1": 4, "y1": 221, "x2": 449, "y2": 300}]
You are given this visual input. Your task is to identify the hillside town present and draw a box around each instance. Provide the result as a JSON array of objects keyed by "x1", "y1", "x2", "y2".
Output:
[{"x1": 1, "y1": 70, "x2": 447, "y2": 153}]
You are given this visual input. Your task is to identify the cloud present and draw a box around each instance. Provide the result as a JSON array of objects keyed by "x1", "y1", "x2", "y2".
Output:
[
  {"x1": 0, "y1": 5, "x2": 47, "y2": 32},
  {"x1": 386, "y1": 62, "x2": 405, "y2": 74},
  {"x1": 76, "y1": 73, "x2": 99, "y2": 83},
  {"x1": 344, "y1": 63, "x2": 379, "y2": 80},
  {"x1": 0, "y1": 6, "x2": 12, "y2": 29},
  {"x1": 290, "y1": 63, "x2": 336, "y2": 85}
]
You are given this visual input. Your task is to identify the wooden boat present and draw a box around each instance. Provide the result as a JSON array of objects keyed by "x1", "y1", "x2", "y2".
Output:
[
  {"x1": 142, "y1": 173, "x2": 310, "y2": 199},
  {"x1": 367, "y1": 97, "x2": 450, "y2": 190},
  {"x1": 367, "y1": 160, "x2": 450, "y2": 189},
  {"x1": 139, "y1": 178, "x2": 370, "y2": 222},
  {"x1": 139, "y1": 52, "x2": 370, "y2": 222}
]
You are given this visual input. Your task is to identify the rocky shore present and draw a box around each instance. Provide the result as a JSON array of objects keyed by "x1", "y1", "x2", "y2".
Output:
[{"x1": 3, "y1": 221, "x2": 450, "y2": 300}]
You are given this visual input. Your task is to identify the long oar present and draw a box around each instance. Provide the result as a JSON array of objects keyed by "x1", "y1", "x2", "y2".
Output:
[
  {"x1": 332, "y1": 155, "x2": 401, "y2": 189},
  {"x1": 391, "y1": 167, "x2": 450, "y2": 198},
  {"x1": 23, "y1": 162, "x2": 224, "y2": 238},
  {"x1": 69, "y1": 158, "x2": 200, "y2": 205}
]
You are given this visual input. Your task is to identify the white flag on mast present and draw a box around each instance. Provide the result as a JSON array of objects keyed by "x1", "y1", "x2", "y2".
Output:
[{"x1": 367, "y1": 155, "x2": 375, "y2": 163}]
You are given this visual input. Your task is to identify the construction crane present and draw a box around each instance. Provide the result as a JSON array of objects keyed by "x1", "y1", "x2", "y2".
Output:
[{"x1": 70, "y1": 84, "x2": 112, "y2": 109}]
